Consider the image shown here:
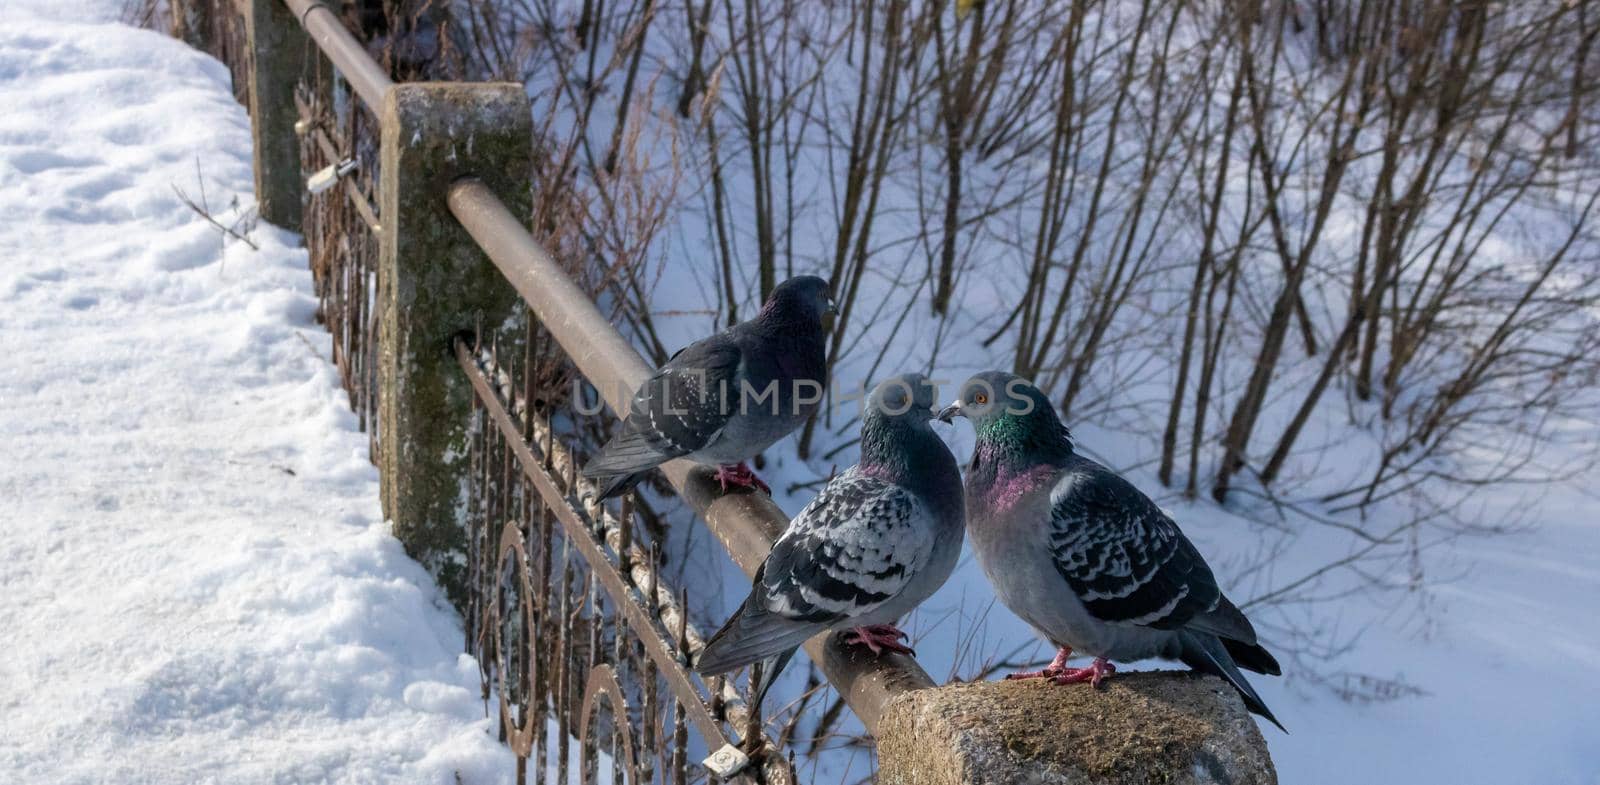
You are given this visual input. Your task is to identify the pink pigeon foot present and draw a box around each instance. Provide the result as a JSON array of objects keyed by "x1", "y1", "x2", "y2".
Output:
[
  {"x1": 1005, "y1": 647, "x2": 1074, "y2": 681},
  {"x1": 1051, "y1": 657, "x2": 1116, "y2": 688},
  {"x1": 842, "y1": 624, "x2": 916, "y2": 657},
  {"x1": 713, "y1": 462, "x2": 771, "y2": 494}
]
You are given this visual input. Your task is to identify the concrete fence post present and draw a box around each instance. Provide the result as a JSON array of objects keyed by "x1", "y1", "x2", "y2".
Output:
[
  {"x1": 875, "y1": 673, "x2": 1277, "y2": 785},
  {"x1": 378, "y1": 83, "x2": 533, "y2": 610},
  {"x1": 244, "y1": 0, "x2": 313, "y2": 229}
]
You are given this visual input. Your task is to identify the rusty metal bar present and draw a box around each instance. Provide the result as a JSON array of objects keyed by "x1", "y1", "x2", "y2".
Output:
[
  {"x1": 449, "y1": 180, "x2": 652, "y2": 399},
  {"x1": 280, "y1": 0, "x2": 392, "y2": 110},
  {"x1": 447, "y1": 178, "x2": 936, "y2": 734},
  {"x1": 454, "y1": 340, "x2": 745, "y2": 760},
  {"x1": 465, "y1": 339, "x2": 797, "y2": 783}
]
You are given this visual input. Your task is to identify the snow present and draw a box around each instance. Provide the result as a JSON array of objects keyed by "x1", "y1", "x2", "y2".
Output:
[
  {"x1": 1262, "y1": 503, "x2": 1600, "y2": 784},
  {"x1": 0, "y1": 4, "x2": 515, "y2": 783},
  {"x1": 3, "y1": 1, "x2": 1598, "y2": 784}
]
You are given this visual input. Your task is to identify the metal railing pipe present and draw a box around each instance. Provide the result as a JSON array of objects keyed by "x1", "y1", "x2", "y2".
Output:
[
  {"x1": 281, "y1": 0, "x2": 393, "y2": 109},
  {"x1": 447, "y1": 178, "x2": 937, "y2": 733}
]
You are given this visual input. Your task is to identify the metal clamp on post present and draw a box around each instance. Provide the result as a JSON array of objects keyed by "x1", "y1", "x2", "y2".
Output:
[
  {"x1": 703, "y1": 744, "x2": 750, "y2": 780},
  {"x1": 306, "y1": 158, "x2": 357, "y2": 194}
]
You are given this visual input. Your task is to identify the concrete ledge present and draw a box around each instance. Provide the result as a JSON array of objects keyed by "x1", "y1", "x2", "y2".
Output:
[{"x1": 876, "y1": 672, "x2": 1276, "y2": 785}]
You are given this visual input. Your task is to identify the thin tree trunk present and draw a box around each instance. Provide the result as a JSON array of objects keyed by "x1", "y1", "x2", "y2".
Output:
[{"x1": 1161, "y1": 55, "x2": 1242, "y2": 487}]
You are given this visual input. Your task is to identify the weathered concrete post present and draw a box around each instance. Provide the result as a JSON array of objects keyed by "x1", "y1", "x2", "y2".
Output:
[
  {"x1": 876, "y1": 673, "x2": 1277, "y2": 785},
  {"x1": 379, "y1": 83, "x2": 532, "y2": 610},
  {"x1": 244, "y1": 0, "x2": 312, "y2": 229}
]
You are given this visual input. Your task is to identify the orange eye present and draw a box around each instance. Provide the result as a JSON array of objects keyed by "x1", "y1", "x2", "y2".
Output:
[{"x1": 973, "y1": 392, "x2": 988, "y2": 405}]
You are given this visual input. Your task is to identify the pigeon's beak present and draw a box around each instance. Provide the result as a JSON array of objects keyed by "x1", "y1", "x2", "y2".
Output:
[
  {"x1": 936, "y1": 401, "x2": 962, "y2": 423},
  {"x1": 821, "y1": 298, "x2": 838, "y2": 332}
]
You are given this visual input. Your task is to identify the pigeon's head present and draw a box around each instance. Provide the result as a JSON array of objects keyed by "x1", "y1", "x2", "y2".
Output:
[
  {"x1": 859, "y1": 374, "x2": 952, "y2": 478},
  {"x1": 761, "y1": 275, "x2": 837, "y2": 332},
  {"x1": 938, "y1": 371, "x2": 1070, "y2": 451},
  {"x1": 866, "y1": 373, "x2": 940, "y2": 426}
]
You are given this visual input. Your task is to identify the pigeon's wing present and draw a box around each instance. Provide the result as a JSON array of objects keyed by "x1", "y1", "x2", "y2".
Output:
[
  {"x1": 1045, "y1": 464, "x2": 1225, "y2": 632},
  {"x1": 757, "y1": 471, "x2": 935, "y2": 626},
  {"x1": 582, "y1": 336, "x2": 743, "y2": 477},
  {"x1": 693, "y1": 471, "x2": 932, "y2": 675}
]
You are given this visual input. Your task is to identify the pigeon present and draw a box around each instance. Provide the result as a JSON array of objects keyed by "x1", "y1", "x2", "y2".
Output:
[
  {"x1": 694, "y1": 373, "x2": 964, "y2": 711},
  {"x1": 939, "y1": 371, "x2": 1284, "y2": 730},
  {"x1": 581, "y1": 276, "x2": 835, "y2": 500}
]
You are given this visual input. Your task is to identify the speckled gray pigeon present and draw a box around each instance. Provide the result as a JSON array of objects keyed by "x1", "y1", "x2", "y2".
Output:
[
  {"x1": 581, "y1": 276, "x2": 835, "y2": 500},
  {"x1": 940, "y1": 371, "x2": 1284, "y2": 730},
  {"x1": 694, "y1": 373, "x2": 964, "y2": 711}
]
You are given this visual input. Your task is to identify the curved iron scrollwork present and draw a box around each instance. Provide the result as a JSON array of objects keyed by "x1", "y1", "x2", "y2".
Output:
[
  {"x1": 494, "y1": 521, "x2": 537, "y2": 759},
  {"x1": 579, "y1": 665, "x2": 639, "y2": 785}
]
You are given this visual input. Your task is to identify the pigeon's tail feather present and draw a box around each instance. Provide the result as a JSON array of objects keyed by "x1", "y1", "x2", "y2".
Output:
[
  {"x1": 1222, "y1": 637, "x2": 1281, "y2": 676},
  {"x1": 584, "y1": 470, "x2": 650, "y2": 501},
  {"x1": 582, "y1": 429, "x2": 675, "y2": 482},
  {"x1": 749, "y1": 647, "x2": 799, "y2": 715},
  {"x1": 1179, "y1": 630, "x2": 1286, "y2": 732},
  {"x1": 695, "y1": 603, "x2": 817, "y2": 677},
  {"x1": 1188, "y1": 595, "x2": 1259, "y2": 647}
]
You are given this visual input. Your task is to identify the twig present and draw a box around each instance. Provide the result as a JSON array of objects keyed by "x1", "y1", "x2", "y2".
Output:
[{"x1": 172, "y1": 182, "x2": 260, "y2": 251}]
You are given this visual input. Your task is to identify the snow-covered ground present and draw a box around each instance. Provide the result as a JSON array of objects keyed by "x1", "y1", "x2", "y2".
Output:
[
  {"x1": 0, "y1": 4, "x2": 515, "y2": 782},
  {"x1": 3, "y1": 2, "x2": 1598, "y2": 784}
]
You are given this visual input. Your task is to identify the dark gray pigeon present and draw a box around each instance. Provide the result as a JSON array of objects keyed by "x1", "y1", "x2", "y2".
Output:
[
  {"x1": 582, "y1": 276, "x2": 834, "y2": 500},
  {"x1": 694, "y1": 373, "x2": 964, "y2": 712},
  {"x1": 940, "y1": 371, "x2": 1284, "y2": 730}
]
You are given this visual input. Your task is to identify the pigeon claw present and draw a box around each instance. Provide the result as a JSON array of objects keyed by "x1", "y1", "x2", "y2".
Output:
[
  {"x1": 1004, "y1": 646, "x2": 1074, "y2": 681},
  {"x1": 1051, "y1": 657, "x2": 1116, "y2": 688},
  {"x1": 713, "y1": 463, "x2": 771, "y2": 495},
  {"x1": 842, "y1": 624, "x2": 916, "y2": 657}
]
